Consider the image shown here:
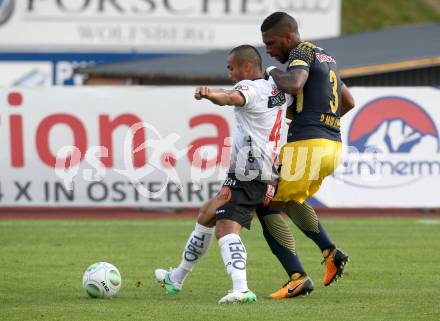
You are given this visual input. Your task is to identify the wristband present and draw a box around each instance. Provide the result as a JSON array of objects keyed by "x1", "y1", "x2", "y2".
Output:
[{"x1": 265, "y1": 66, "x2": 277, "y2": 75}]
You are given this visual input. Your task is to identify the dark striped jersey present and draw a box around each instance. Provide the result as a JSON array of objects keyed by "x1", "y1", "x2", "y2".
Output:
[{"x1": 286, "y1": 41, "x2": 342, "y2": 142}]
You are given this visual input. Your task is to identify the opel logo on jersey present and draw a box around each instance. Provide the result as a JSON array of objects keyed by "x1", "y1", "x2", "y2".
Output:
[{"x1": 0, "y1": 0, "x2": 14, "y2": 26}]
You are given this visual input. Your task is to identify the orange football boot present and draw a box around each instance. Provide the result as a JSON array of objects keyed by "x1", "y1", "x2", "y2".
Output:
[
  {"x1": 322, "y1": 247, "x2": 349, "y2": 286},
  {"x1": 269, "y1": 273, "x2": 314, "y2": 299}
]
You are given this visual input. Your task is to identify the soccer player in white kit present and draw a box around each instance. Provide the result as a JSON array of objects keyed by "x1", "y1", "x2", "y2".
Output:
[{"x1": 155, "y1": 45, "x2": 296, "y2": 304}]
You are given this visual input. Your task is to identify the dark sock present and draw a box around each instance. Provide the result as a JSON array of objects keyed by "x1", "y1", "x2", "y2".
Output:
[
  {"x1": 284, "y1": 201, "x2": 334, "y2": 252},
  {"x1": 256, "y1": 205, "x2": 305, "y2": 276}
]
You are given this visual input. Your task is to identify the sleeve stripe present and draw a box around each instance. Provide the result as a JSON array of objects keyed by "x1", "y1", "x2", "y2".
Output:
[{"x1": 236, "y1": 90, "x2": 247, "y2": 106}]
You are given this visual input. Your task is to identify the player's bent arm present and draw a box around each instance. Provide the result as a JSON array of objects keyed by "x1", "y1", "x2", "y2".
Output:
[
  {"x1": 268, "y1": 68, "x2": 309, "y2": 95},
  {"x1": 286, "y1": 104, "x2": 294, "y2": 120},
  {"x1": 209, "y1": 89, "x2": 246, "y2": 107},
  {"x1": 195, "y1": 87, "x2": 245, "y2": 107},
  {"x1": 341, "y1": 84, "x2": 355, "y2": 116}
]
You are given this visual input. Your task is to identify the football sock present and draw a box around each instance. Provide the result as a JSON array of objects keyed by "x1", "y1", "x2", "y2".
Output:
[
  {"x1": 284, "y1": 200, "x2": 334, "y2": 252},
  {"x1": 256, "y1": 206, "x2": 305, "y2": 276},
  {"x1": 218, "y1": 233, "x2": 248, "y2": 292},
  {"x1": 170, "y1": 223, "x2": 214, "y2": 284}
]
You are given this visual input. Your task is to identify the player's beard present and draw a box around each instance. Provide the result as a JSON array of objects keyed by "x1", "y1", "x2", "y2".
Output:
[{"x1": 280, "y1": 53, "x2": 289, "y2": 64}]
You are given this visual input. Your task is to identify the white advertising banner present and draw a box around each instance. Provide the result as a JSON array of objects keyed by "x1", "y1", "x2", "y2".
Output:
[
  {"x1": 0, "y1": 0, "x2": 341, "y2": 51},
  {"x1": 0, "y1": 86, "x2": 236, "y2": 207},
  {"x1": 0, "y1": 87, "x2": 439, "y2": 208},
  {"x1": 0, "y1": 61, "x2": 52, "y2": 86},
  {"x1": 315, "y1": 87, "x2": 440, "y2": 208}
]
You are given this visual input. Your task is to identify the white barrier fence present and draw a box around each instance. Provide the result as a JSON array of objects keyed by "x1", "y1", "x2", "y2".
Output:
[
  {"x1": 0, "y1": 86, "x2": 439, "y2": 208},
  {"x1": 0, "y1": 0, "x2": 341, "y2": 51}
]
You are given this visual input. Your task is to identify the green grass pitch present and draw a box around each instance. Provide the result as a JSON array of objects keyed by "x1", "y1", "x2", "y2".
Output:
[{"x1": 0, "y1": 217, "x2": 439, "y2": 321}]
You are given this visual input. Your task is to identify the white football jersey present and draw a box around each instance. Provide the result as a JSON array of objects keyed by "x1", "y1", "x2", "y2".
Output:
[{"x1": 229, "y1": 77, "x2": 293, "y2": 183}]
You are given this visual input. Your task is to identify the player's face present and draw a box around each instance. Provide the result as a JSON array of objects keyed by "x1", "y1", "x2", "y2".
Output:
[
  {"x1": 262, "y1": 29, "x2": 290, "y2": 64},
  {"x1": 227, "y1": 53, "x2": 245, "y2": 84}
]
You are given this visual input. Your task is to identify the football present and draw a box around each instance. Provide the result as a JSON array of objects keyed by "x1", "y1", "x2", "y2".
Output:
[{"x1": 82, "y1": 262, "x2": 122, "y2": 299}]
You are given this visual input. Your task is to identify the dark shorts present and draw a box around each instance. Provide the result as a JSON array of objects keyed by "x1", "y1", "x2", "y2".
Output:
[{"x1": 215, "y1": 174, "x2": 267, "y2": 229}]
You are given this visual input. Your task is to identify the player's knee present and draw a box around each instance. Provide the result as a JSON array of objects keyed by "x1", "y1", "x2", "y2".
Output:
[
  {"x1": 197, "y1": 205, "x2": 216, "y2": 227},
  {"x1": 255, "y1": 204, "x2": 281, "y2": 219},
  {"x1": 214, "y1": 209, "x2": 243, "y2": 239},
  {"x1": 215, "y1": 219, "x2": 234, "y2": 239}
]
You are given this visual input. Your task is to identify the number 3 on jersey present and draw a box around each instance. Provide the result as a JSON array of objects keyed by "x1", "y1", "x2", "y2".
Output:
[{"x1": 329, "y1": 70, "x2": 339, "y2": 114}]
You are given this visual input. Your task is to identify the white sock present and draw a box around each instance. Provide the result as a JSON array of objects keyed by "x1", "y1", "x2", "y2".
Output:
[
  {"x1": 218, "y1": 233, "x2": 248, "y2": 292},
  {"x1": 170, "y1": 223, "x2": 214, "y2": 284}
]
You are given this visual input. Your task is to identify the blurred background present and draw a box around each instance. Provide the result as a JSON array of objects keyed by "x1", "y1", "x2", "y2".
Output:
[{"x1": 2, "y1": 4, "x2": 440, "y2": 320}]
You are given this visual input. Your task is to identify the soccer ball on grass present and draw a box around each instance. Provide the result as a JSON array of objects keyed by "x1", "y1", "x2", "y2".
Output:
[{"x1": 82, "y1": 262, "x2": 122, "y2": 298}]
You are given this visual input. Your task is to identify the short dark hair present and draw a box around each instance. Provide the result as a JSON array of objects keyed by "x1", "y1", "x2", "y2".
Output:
[
  {"x1": 229, "y1": 45, "x2": 262, "y2": 71},
  {"x1": 260, "y1": 11, "x2": 298, "y2": 33}
]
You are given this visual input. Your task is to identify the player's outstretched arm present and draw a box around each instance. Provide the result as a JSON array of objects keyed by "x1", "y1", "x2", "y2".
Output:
[
  {"x1": 194, "y1": 86, "x2": 245, "y2": 107},
  {"x1": 341, "y1": 83, "x2": 355, "y2": 116},
  {"x1": 267, "y1": 67, "x2": 308, "y2": 95}
]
